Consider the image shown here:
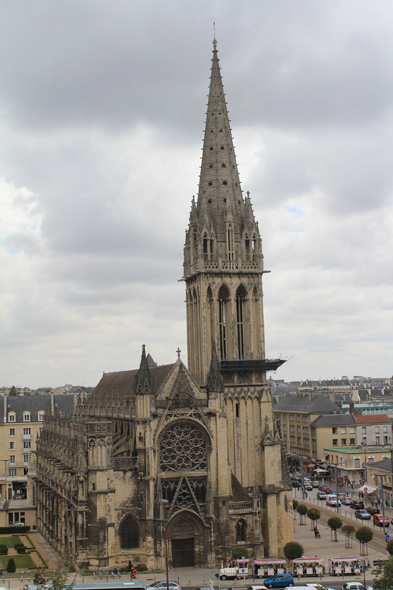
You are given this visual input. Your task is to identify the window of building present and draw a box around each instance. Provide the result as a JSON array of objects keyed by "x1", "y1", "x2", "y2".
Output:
[
  {"x1": 297, "y1": 437, "x2": 301, "y2": 444},
  {"x1": 38, "y1": 412, "x2": 45, "y2": 422},
  {"x1": 303, "y1": 427, "x2": 309, "y2": 434},
  {"x1": 332, "y1": 427, "x2": 337, "y2": 434},
  {"x1": 362, "y1": 437, "x2": 367, "y2": 444},
  {"x1": 9, "y1": 442, "x2": 15, "y2": 450},
  {"x1": 8, "y1": 469, "x2": 16, "y2": 477},
  {"x1": 303, "y1": 437, "x2": 309, "y2": 446},
  {"x1": 312, "y1": 439, "x2": 316, "y2": 447},
  {"x1": 341, "y1": 427, "x2": 346, "y2": 434},
  {"x1": 383, "y1": 426, "x2": 388, "y2": 433},
  {"x1": 341, "y1": 439, "x2": 347, "y2": 445},
  {"x1": 218, "y1": 285, "x2": 230, "y2": 360},
  {"x1": 282, "y1": 424, "x2": 287, "y2": 432},
  {"x1": 367, "y1": 456, "x2": 375, "y2": 463},
  {"x1": 120, "y1": 516, "x2": 139, "y2": 549},
  {"x1": 362, "y1": 427, "x2": 366, "y2": 434},
  {"x1": 333, "y1": 439, "x2": 338, "y2": 446},
  {"x1": 375, "y1": 427, "x2": 380, "y2": 434},
  {"x1": 23, "y1": 428, "x2": 31, "y2": 436},
  {"x1": 9, "y1": 455, "x2": 15, "y2": 465},
  {"x1": 23, "y1": 412, "x2": 30, "y2": 422},
  {"x1": 23, "y1": 468, "x2": 28, "y2": 475},
  {"x1": 302, "y1": 416, "x2": 309, "y2": 423},
  {"x1": 9, "y1": 429, "x2": 15, "y2": 436},
  {"x1": 236, "y1": 519, "x2": 247, "y2": 543},
  {"x1": 8, "y1": 413, "x2": 15, "y2": 423},
  {"x1": 289, "y1": 415, "x2": 294, "y2": 422},
  {"x1": 296, "y1": 415, "x2": 301, "y2": 422},
  {"x1": 349, "y1": 427, "x2": 355, "y2": 434},
  {"x1": 226, "y1": 224, "x2": 235, "y2": 261},
  {"x1": 23, "y1": 455, "x2": 29, "y2": 464},
  {"x1": 340, "y1": 457, "x2": 343, "y2": 466},
  {"x1": 203, "y1": 233, "x2": 214, "y2": 262},
  {"x1": 297, "y1": 426, "x2": 301, "y2": 433},
  {"x1": 23, "y1": 441, "x2": 31, "y2": 449},
  {"x1": 290, "y1": 425, "x2": 295, "y2": 433},
  {"x1": 375, "y1": 436, "x2": 380, "y2": 445},
  {"x1": 384, "y1": 436, "x2": 389, "y2": 444},
  {"x1": 350, "y1": 438, "x2": 356, "y2": 445},
  {"x1": 354, "y1": 457, "x2": 360, "y2": 468},
  {"x1": 39, "y1": 428, "x2": 43, "y2": 435},
  {"x1": 236, "y1": 285, "x2": 247, "y2": 360},
  {"x1": 235, "y1": 403, "x2": 240, "y2": 419}
]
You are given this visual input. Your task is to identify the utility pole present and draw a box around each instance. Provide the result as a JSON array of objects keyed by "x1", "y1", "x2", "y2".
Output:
[
  {"x1": 301, "y1": 456, "x2": 304, "y2": 499},
  {"x1": 380, "y1": 475, "x2": 386, "y2": 535}
]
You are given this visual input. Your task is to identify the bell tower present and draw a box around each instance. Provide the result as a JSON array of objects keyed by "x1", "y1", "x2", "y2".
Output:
[{"x1": 183, "y1": 39, "x2": 284, "y2": 388}]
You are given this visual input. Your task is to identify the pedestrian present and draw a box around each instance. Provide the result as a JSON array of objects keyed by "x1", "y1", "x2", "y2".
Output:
[
  {"x1": 371, "y1": 499, "x2": 374, "y2": 507},
  {"x1": 359, "y1": 492, "x2": 361, "y2": 499}
]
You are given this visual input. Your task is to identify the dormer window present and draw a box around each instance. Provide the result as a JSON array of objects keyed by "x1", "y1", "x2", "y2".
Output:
[
  {"x1": 23, "y1": 412, "x2": 31, "y2": 422},
  {"x1": 38, "y1": 412, "x2": 45, "y2": 422},
  {"x1": 8, "y1": 413, "x2": 15, "y2": 423}
]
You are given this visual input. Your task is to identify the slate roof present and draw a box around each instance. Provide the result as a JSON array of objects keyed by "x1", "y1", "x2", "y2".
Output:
[
  {"x1": 273, "y1": 394, "x2": 341, "y2": 414},
  {"x1": 310, "y1": 414, "x2": 356, "y2": 427},
  {"x1": 88, "y1": 363, "x2": 175, "y2": 405},
  {"x1": 231, "y1": 473, "x2": 251, "y2": 502},
  {"x1": 367, "y1": 458, "x2": 392, "y2": 472},
  {"x1": 0, "y1": 394, "x2": 75, "y2": 422}
]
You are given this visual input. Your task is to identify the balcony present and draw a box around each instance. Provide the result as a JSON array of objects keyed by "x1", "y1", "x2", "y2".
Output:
[{"x1": 220, "y1": 358, "x2": 286, "y2": 373}]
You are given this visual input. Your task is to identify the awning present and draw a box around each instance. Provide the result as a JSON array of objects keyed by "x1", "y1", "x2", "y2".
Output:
[
  {"x1": 307, "y1": 463, "x2": 316, "y2": 468},
  {"x1": 293, "y1": 558, "x2": 324, "y2": 564},
  {"x1": 357, "y1": 484, "x2": 377, "y2": 493},
  {"x1": 314, "y1": 468, "x2": 328, "y2": 473},
  {"x1": 329, "y1": 557, "x2": 362, "y2": 563},
  {"x1": 253, "y1": 559, "x2": 286, "y2": 565}
]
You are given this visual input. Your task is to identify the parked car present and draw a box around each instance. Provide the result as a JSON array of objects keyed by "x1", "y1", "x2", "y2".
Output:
[
  {"x1": 366, "y1": 507, "x2": 379, "y2": 515},
  {"x1": 373, "y1": 513, "x2": 389, "y2": 527},
  {"x1": 322, "y1": 486, "x2": 332, "y2": 494},
  {"x1": 341, "y1": 583, "x2": 373, "y2": 590},
  {"x1": 342, "y1": 497, "x2": 352, "y2": 505},
  {"x1": 327, "y1": 497, "x2": 341, "y2": 507},
  {"x1": 304, "y1": 483, "x2": 313, "y2": 491},
  {"x1": 317, "y1": 491, "x2": 326, "y2": 500},
  {"x1": 350, "y1": 500, "x2": 364, "y2": 510},
  {"x1": 312, "y1": 480, "x2": 320, "y2": 488},
  {"x1": 264, "y1": 574, "x2": 293, "y2": 588},
  {"x1": 9, "y1": 522, "x2": 24, "y2": 527},
  {"x1": 292, "y1": 481, "x2": 301, "y2": 489},
  {"x1": 355, "y1": 509, "x2": 371, "y2": 520},
  {"x1": 147, "y1": 583, "x2": 181, "y2": 590}
]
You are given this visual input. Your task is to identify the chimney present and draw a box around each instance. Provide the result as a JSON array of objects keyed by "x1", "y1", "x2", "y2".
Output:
[{"x1": 349, "y1": 402, "x2": 355, "y2": 415}]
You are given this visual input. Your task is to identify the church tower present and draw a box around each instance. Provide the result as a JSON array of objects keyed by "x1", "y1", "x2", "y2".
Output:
[{"x1": 183, "y1": 38, "x2": 284, "y2": 388}]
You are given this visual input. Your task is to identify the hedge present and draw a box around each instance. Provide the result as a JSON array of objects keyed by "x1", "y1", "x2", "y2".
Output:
[{"x1": 0, "y1": 526, "x2": 30, "y2": 534}]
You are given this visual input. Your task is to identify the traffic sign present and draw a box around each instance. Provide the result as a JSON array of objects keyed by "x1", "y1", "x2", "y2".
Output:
[{"x1": 386, "y1": 534, "x2": 390, "y2": 541}]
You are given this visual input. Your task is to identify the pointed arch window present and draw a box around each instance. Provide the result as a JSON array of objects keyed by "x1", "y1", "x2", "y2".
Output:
[
  {"x1": 120, "y1": 516, "x2": 139, "y2": 549},
  {"x1": 236, "y1": 519, "x2": 247, "y2": 543},
  {"x1": 218, "y1": 285, "x2": 230, "y2": 359},
  {"x1": 244, "y1": 235, "x2": 251, "y2": 261},
  {"x1": 203, "y1": 233, "x2": 214, "y2": 261},
  {"x1": 252, "y1": 235, "x2": 257, "y2": 259},
  {"x1": 227, "y1": 224, "x2": 235, "y2": 261},
  {"x1": 236, "y1": 285, "x2": 247, "y2": 359}
]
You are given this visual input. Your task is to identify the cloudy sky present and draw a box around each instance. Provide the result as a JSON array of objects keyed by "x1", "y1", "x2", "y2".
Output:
[{"x1": 1, "y1": 1, "x2": 393, "y2": 388}]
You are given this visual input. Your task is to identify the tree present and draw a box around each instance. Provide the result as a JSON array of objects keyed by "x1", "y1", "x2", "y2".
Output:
[
  {"x1": 283, "y1": 541, "x2": 304, "y2": 561},
  {"x1": 296, "y1": 504, "x2": 308, "y2": 525},
  {"x1": 8, "y1": 386, "x2": 17, "y2": 396},
  {"x1": 372, "y1": 555, "x2": 393, "y2": 590},
  {"x1": 232, "y1": 546, "x2": 249, "y2": 560},
  {"x1": 387, "y1": 540, "x2": 393, "y2": 556},
  {"x1": 6, "y1": 558, "x2": 15, "y2": 573},
  {"x1": 341, "y1": 524, "x2": 356, "y2": 549},
  {"x1": 293, "y1": 500, "x2": 298, "y2": 510},
  {"x1": 356, "y1": 526, "x2": 373, "y2": 556},
  {"x1": 307, "y1": 508, "x2": 321, "y2": 531},
  {"x1": 327, "y1": 517, "x2": 342, "y2": 542}
]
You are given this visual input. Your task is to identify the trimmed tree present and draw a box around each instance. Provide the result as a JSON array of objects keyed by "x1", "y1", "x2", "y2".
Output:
[
  {"x1": 342, "y1": 524, "x2": 356, "y2": 549},
  {"x1": 283, "y1": 541, "x2": 304, "y2": 561},
  {"x1": 307, "y1": 508, "x2": 321, "y2": 531},
  {"x1": 296, "y1": 503, "x2": 308, "y2": 525},
  {"x1": 387, "y1": 540, "x2": 393, "y2": 556},
  {"x1": 327, "y1": 516, "x2": 342, "y2": 542},
  {"x1": 232, "y1": 546, "x2": 249, "y2": 560},
  {"x1": 356, "y1": 526, "x2": 373, "y2": 556},
  {"x1": 293, "y1": 500, "x2": 298, "y2": 520},
  {"x1": 6, "y1": 558, "x2": 16, "y2": 573}
]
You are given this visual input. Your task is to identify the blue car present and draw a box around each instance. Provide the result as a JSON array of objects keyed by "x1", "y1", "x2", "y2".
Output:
[{"x1": 264, "y1": 574, "x2": 294, "y2": 588}]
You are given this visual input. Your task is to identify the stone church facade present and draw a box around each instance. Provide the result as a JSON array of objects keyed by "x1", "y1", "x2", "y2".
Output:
[{"x1": 31, "y1": 39, "x2": 293, "y2": 570}]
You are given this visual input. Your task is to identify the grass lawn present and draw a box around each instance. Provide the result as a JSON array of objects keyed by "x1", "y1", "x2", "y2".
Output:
[
  {"x1": 0, "y1": 536, "x2": 22, "y2": 548},
  {"x1": 0, "y1": 554, "x2": 36, "y2": 570}
]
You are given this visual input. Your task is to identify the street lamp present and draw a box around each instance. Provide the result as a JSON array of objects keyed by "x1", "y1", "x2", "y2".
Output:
[{"x1": 162, "y1": 499, "x2": 169, "y2": 590}]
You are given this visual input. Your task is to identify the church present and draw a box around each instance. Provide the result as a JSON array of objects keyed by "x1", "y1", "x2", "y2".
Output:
[{"x1": 32, "y1": 39, "x2": 293, "y2": 570}]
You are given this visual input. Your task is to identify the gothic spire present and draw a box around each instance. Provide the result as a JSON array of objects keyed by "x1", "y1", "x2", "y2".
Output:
[
  {"x1": 197, "y1": 39, "x2": 245, "y2": 242},
  {"x1": 134, "y1": 344, "x2": 155, "y2": 395}
]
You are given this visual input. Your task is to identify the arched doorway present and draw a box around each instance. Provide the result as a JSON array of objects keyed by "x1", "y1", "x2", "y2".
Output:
[{"x1": 167, "y1": 511, "x2": 206, "y2": 567}]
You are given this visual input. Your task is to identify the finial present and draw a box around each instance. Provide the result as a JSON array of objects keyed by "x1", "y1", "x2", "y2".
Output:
[
  {"x1": 176, "y1": 347, "x2": 181, "y2": 360},
  {"x1": 213, "y1": 22, "x2": 217, "y2": 49},
  {"x1": 142, "y1": 344, "x2": 146, "y2": 357}
]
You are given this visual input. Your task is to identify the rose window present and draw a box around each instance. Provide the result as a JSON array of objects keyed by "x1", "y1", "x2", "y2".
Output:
[{"x1": 160, "y1": 423, "x2": 207, "y2": 472}]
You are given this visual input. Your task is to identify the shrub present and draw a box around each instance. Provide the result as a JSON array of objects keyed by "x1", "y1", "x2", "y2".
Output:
[
  {"x1": 231, "y1": 546, "x2": 249, "y2": 560},
  {"x1": 127, "y1": 561, "x2": 132, "y2": 572},
  {"x1": 7, "y1": 558, "x2": 16, "y2": 573},
  {"x1": 0, "y1": 546, "x2": 7, "y2": 555},
  {"x1": 136, "y1": 564, "x2": 147, "y2": 572},
  {"x1": 293, "y1": 500, "x2": 298, "y2": 510},
  {"x1": 296, "y1": 504, "x2": 308, "y2": 515},
  {"x1": 387, "y1": 540, "x2": 393, "y2": 556},
  {"x1": 307, "y1": 508, "x2": 321, "y2": 529},
  {"x1": 283, "y1": 541, "x2": 304, "y2": 561},
  {"x1": 17, "y1": 547, "x2": 26, "y2": 554}
]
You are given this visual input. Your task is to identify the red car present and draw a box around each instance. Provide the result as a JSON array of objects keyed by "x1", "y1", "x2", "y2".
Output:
[
  {"x1": 322, "y1": 486, "x2": 332, "y2": 494},
  {"x1": 373, "y1": 513, "x2": 389, "y2": 527}
]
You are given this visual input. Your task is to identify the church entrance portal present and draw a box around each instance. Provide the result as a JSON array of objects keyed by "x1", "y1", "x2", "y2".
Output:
[{"x1": 172, "y1": 538, "x2": 194, "y2": 567}]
